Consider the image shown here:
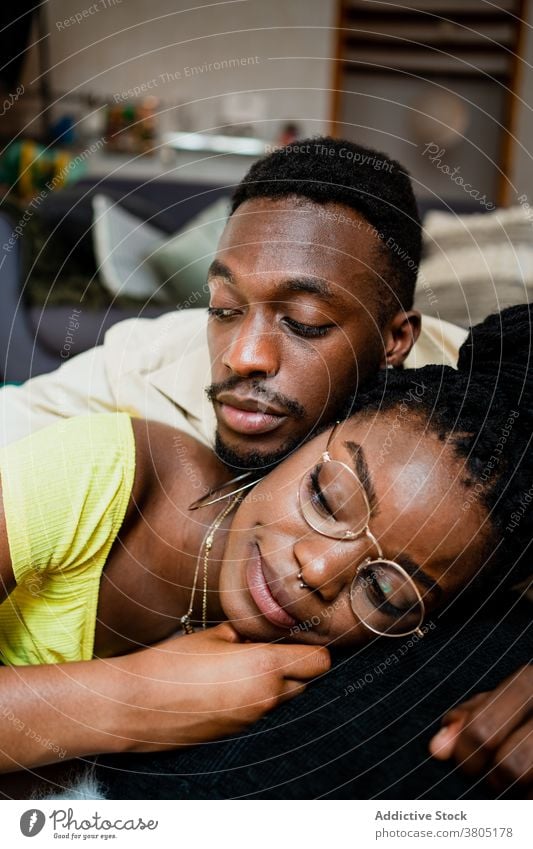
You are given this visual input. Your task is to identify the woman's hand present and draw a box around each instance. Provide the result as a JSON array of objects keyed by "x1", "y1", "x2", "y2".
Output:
[
  {"x1": 119, "y1": 623, "x2": 331, "y2": 751},
  {"x1": 0, "y1": 624, "x2": 329, "y2": 772}
]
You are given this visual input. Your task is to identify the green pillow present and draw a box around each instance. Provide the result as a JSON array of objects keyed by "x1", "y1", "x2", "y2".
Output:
[
  {"x1": 92, "y1": 195, "x2": 169, "y2": 304},
  {"x1": 146, "y1": 198, "x2": 230, "y2": 307}
]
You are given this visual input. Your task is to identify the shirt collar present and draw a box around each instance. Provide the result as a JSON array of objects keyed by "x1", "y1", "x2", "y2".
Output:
[{"x1": 148, "y1": 334, "x2": 217, "y2": 437}]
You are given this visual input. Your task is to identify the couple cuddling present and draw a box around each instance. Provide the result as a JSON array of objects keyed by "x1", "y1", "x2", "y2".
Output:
[{"x1": 0, "y1": 138, "x2": 531, "y2": 798}]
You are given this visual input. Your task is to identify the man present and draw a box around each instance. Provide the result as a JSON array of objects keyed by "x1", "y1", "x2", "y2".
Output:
[
  {"x1": 0, "y1": 138, "x2": 530, "y2": 796},
  {"x1": 1, "y1": 140, "x2": 463, "y2": 449}
]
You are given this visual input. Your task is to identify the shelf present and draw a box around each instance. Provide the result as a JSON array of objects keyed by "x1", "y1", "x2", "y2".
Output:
[
  {"x1": 337, "y1": 1, "x2": 520, "y2": 81},
  {"x1": 162, "y1": 132, "x2": 268, "y2": 157},
  {"x1": 342, "y1": 49, "x2": 511, "y2": 76}
]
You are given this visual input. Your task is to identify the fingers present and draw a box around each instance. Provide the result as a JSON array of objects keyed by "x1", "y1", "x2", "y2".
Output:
[
  {"x1": 430, "y1": 693, "x2": 489, "y2": 759},
  {"x1": 273, "y1": 645, "x2": 331, "y2": 680},
  {"x1": 440, "y1": 693, "x2": 488, "y2": 729},
  {"x1": 150, "y1": 622, "x2": 243, "y2": 653},
  {"x1": 429, "y1": 665, "x2": 533, "y2": 790},
  {"x1": 211, "y1": 622, "x2": 243, "y2": 643},
  {"x1": 455, "y1": 669, "x2": 532, "y2": 761},
  {"x1": 487, "y1": 716, "x2": 533, "y2": 795},
  {"x1": 278, "y1": 679, "x2": 308, "y2": 704},
  {"x1": 429, "y1": 719, "x2": 465, "y2": 760}
]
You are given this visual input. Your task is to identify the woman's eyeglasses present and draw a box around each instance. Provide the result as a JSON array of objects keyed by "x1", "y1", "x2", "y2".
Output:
[{"x1": 297, "y1": 422, "x2": 426, "y2": 638}]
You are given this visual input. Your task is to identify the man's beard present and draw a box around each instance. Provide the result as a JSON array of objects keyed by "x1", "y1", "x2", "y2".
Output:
[
  {"x1": 207, "y1": 375, "x2": 310, "y2": 472},
  {"x1": 209, "y1": 375, "x2": 365, "y2": 473},
  {"x1": 212, "y1": 386, "x2": 365, "y2": 473},
  {"x1": 214, "y1": 429, "x2": 321, "y2": 474}
]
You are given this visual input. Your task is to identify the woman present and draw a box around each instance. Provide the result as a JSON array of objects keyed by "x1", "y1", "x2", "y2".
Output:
[{"x1": 0, "y1": 304, "x2": 531, "y2": 772}]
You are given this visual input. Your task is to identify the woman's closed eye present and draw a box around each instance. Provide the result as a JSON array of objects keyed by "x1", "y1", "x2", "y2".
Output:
[
  {"x1": 366, "y1": 568, "x2": 417, "y2": 617},
  {"x1": 309, "y1": 465, "x2": 336, "y2": 519}
]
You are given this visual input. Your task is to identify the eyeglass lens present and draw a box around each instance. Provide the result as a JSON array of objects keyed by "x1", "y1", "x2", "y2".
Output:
[
  {"x1": 298, "y1": 459, "x2": 370, "y2": 539},
  {"x1": 351, "y1": 560, "x2": 424, "y2": 636}
]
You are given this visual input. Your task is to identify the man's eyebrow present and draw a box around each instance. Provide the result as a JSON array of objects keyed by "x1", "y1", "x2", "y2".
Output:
[
  {"x1": 207, "y1": 262, "x2": 335, "y2": 302},
  {"x1": 344, "y1": 441, "x2": 379, "y2": 516},
  {"x1": 276, "y1": 277, "x2": 334, "y2": 300},
  {"x1": 207, "y1": 259, "x2": 234, "y2": 283}
]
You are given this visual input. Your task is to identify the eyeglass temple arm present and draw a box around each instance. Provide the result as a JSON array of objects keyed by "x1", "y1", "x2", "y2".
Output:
[
  {"x1": 363, "y1": 526, "x2": 384, "y2": 559},
  {"x1": 189, "y1": 473, "x2": 261, "y2": 510}
]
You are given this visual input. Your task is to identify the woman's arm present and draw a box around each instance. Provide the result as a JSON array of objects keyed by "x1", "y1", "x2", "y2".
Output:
[
  {"x1": 0, "y1": 651, "x2": 134, "y2": 771},
  {"x1": 0, "y1": 488, "x2": 15, "y2": 600},
  {"x1": 0, "y1": 415, "x2": 329, "y2": 770},
  {"x1": 0, "y1": 623, "x2": 330, "y2": 772}
]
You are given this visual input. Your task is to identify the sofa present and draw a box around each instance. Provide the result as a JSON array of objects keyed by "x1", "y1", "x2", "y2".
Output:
[{"x1": 0, "y1": 178, "x2": 230, "y2": 382}]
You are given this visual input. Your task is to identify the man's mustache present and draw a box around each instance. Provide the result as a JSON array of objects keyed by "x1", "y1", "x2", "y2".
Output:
[{"x1": 205, "y1": 375, "x2": 305, "y2": 419}]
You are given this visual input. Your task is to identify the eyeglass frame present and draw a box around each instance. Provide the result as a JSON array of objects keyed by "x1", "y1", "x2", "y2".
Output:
[{"x1": 296, "y1": 421, "x2": 426, "y2": 639}]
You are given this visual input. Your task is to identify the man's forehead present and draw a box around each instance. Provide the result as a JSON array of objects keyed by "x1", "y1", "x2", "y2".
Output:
[
  {"x1": 218, "y1": 197, "x2": 377, "y2": 250},
  {"x1": 214, "y1": 198, "x2": 380, "y2": 283}
]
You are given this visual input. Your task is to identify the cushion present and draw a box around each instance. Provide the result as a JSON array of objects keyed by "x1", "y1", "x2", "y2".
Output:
[
  {"x1": 415, "y1": 206, "x2": 533, "y2": 328},
  {"x1": 146, "y1": 198, "x2": 230, "y2": 308},
  {"x1": 92, "y1": 195, "x2": 169, "y2": 304}
]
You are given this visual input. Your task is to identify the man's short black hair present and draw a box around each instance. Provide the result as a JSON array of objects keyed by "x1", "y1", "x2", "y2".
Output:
[{"x1": 231, "y1": 136, "x2": 422, "y2": 319}]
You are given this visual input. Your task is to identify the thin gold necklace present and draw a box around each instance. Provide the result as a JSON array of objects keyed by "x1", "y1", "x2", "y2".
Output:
[{"x1": 180, "y1": 495, "x2": 240, "y2": 634}]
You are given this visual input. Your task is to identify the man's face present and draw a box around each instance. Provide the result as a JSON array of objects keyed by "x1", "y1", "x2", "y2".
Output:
[{"x1": 207, "y1": 197, "x2": 407, "y2": 471}]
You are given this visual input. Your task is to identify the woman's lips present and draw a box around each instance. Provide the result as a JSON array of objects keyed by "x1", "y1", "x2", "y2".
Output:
[
  {"x1": 246, "y1": 544, "x2": 298, "y2": 628},
  {"x1": 218, "y1": 403, "x2": 286, "y2": 435}
]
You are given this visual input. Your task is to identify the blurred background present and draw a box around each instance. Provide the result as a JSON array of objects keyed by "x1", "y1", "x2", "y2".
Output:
[{"x1": 0, "y1": 0, "x2": 532, "y2": 381}]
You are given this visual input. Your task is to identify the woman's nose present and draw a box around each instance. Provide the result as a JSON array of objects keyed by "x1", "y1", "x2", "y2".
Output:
[{"x1": 293, "y1": 533, "x2": 371, "y2": 602}]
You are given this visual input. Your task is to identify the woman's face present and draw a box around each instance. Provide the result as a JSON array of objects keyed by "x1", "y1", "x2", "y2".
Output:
[{"x1": 219, "y1": 412, "x2": 488, "y2": 646}]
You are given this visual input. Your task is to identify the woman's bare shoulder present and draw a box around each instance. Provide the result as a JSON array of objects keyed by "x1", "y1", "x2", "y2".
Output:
[{"x1": 129, "y1": 419, "x2": 229, "y2": 515}]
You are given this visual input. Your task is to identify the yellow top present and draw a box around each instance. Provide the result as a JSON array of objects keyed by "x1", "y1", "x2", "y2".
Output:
[{"x1": 0, "y1": 414, "x2": 135, "y2": 666}]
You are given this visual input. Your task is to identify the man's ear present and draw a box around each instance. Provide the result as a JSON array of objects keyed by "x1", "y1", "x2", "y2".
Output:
[{"x1": 381, "y1": 310, "x2": 421, "y2": 368}]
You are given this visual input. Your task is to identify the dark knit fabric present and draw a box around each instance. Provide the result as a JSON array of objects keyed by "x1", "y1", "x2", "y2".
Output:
[{"x1": 95, "y1": 596, "x2": 532, "y2": 799}]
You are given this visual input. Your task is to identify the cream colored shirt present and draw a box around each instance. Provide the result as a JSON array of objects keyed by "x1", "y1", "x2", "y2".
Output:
[{"x1": 0, "y1": 309, "x2": 467, "y2": 448}]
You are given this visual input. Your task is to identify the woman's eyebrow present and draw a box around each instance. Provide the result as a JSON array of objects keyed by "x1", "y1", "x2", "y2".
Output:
[
  {"x1": 343, "y1": 440, "x2": 379, "y2": 516},
  {"x1": 395, "y1": 553, "x2": 442, "y2": 598},
  {"x1": 343, "y1": 439, "x2": 441, "y2": 598}
]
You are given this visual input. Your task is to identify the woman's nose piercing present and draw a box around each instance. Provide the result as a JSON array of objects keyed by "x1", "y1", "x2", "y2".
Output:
[{"x1": 297, "y1": 570, "x2": 310, "y2": 589}]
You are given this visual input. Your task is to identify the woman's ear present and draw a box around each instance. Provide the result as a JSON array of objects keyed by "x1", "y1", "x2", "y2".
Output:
[{"x1": 381, "y1": 310, "x2": 421, "y2": 368}]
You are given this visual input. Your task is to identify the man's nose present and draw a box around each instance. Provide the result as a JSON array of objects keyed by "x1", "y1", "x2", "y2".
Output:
[
  {"x1": 222, "y1": 316, "x2": 280, "y2": 378},
  {"x1": 293, "y1": 534, "x2": 371, "y2": 602}
]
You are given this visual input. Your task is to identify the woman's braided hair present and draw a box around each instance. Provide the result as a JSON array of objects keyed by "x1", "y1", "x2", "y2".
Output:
[{"x1": 348, "y1": 303, "x2": 533, "y2": 592}]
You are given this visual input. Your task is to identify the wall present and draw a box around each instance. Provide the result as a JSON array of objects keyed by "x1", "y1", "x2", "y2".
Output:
[
  {"x1": 14, "y1": 1, "x2": 531, "y2": 206},
  {"x1": 340, "y1": 75, "x2": 504, "y2": 207},
  {"x1": 31, "y1": 0, "x2": 337, "y2": 142},
  {"x1": 511, "y1": 3, "x2": 533, "y2": 203},
  {"x1": 335, "y1": 5, "x2": 530, "y2": 209}
]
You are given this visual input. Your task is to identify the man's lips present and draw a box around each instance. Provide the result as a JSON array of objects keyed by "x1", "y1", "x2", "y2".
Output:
[
  {"x1": 216, "y1": 393, "x2": 287, "y2": 435},
  {"x1": 246, "y1": 544, "x2": 298, "y2": 629}
]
